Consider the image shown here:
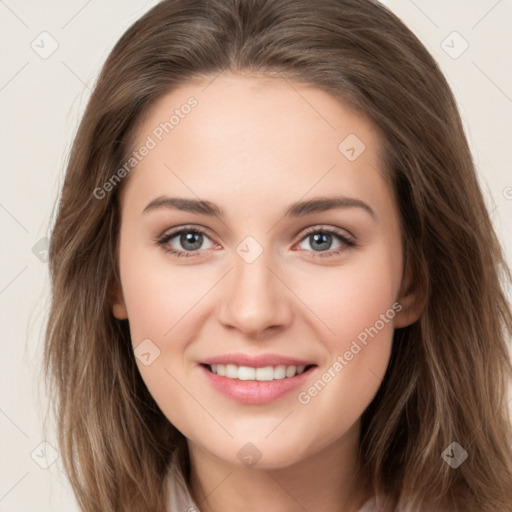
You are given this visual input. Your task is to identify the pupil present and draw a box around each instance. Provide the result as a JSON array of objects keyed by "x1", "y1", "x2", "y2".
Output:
[
  {"x1": 182, "y1": 232, "x2": 202, "y2": 250},
  {"x1": 312, "y1": 233, "x2": 331, "y2": 251}
]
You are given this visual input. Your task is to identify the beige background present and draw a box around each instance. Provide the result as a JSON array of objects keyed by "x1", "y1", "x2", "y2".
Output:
[{"x1": 1, "y1": 0, "x2": 511, "y2": 510}]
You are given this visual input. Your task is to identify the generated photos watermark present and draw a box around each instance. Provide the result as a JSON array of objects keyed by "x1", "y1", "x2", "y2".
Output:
[
  {"x1": 297, "y1": 301, "x2": 402, "y2": 405},
  {"x1": 93, "y1": 96, "x2": 198, "y2": 200}
]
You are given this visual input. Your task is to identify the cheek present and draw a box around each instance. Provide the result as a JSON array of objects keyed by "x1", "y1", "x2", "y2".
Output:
[
  {"x1": 117, "y1": 237, "x2": 215, "y2": 422},
  {"x1": 294, "y1": 239, "x2": 401, "y2": 351},
  {"x1": 292, "y1": 280, "x2": 396, "y2": 456},
  {"x1": 290, "y1": 241, "x2": 399, "y2": 416},
  {"x1": 118, "y1": 234, "x2": 210, "y2": 345},
  {"x1": 118, "y1": 241, "x2": 208, "y2": 433}
]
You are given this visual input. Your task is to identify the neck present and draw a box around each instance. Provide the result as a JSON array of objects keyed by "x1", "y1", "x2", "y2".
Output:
[{"x1": 187, "y1": 421, "x2": 371, "y2": 512}]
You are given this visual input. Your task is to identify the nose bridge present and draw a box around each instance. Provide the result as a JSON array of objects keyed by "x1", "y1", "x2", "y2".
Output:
[{"x1": 217, "y1": 235, "x2": 292, "y2": 336}]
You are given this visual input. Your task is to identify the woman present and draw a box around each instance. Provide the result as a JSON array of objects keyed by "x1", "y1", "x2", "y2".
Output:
[{"x1": 44, "y1": 0, "x2": 512, "y2": 510}]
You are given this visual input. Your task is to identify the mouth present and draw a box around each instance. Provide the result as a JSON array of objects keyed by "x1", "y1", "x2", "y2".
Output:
[{"x1": 199, "y1": 358, "x2": 318, "y2": 405}]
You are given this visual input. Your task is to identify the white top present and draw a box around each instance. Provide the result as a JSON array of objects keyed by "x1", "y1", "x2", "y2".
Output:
[
  {"x1": 165, "y1": 450, "x2": 379, "y2": 512},
  {"x1": 166, "y1": 449, "x2": 200, "y2": 511}
]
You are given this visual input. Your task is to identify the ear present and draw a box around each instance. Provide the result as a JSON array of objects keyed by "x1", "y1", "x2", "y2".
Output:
[
  {"x1": 110, "y1": 279, "x2": 128, "y2": 320},
  {"x1": 393, "y1": 257, "x2": 426, "y2": 329}
]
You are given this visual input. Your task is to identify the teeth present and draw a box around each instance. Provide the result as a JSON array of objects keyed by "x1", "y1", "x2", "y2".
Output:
[
  {"x1": 238, "y1": 366, "x2": 255, "y2": 381},
  {"x1": 273, "y1": 365, "x2": 286, "y2": 379},
  {"x1": 255, "y1": 366, "x2": 273, "y2": 381},
  {"x1": 285, "y1": 365, "x2": 296, "y2": 378},
  {"x1": 209, "y1": 363, "x2": 310, "y2": 380},
  {"x1": 225, "y1": 364, "x2": 238, "y2": 378}
]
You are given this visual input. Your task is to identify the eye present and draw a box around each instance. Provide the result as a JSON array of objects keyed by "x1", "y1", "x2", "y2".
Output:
[
  {"x1": 156, "y1": 225, "x2": 356, "y2": 259},
  {"x1": 294, "y1": 226, "x2": 355, "y2": 259},
  {"x1": 156, "y1": 226, "x2": 217, "y2": 258}
]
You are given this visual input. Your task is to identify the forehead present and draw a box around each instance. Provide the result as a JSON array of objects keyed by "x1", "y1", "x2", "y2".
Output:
[{"x1": 122, "y1": 72, "x2": 394, "y2": 221}]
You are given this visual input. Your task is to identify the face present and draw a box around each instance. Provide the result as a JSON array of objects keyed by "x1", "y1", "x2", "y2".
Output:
[{"x1": 112, "y1": 72, "x2": 419, "y2": 469}]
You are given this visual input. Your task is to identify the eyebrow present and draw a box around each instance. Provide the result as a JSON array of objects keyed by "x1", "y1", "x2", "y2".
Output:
[{"x1": 142, "y1": 195, "x2": 376, "y2": 221}]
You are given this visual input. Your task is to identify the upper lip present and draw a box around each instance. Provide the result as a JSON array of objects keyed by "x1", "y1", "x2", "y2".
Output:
[{"x1": 201, "y1": 353, "x2": 316, "y2": 368}]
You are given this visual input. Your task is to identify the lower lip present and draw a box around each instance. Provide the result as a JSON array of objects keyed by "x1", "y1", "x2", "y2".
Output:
[{"x1": 200, "y1": 365, "x2": 316, "y2": 405}]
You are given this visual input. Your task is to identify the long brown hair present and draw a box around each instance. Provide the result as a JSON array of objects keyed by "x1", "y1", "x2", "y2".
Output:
[{"x1": 44, "y1": 0, "x2": 512, "y2": 510}]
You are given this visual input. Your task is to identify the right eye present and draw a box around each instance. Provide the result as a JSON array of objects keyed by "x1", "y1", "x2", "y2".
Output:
[{"x1": 156, "y1": 226, "x2": 218, "y2": 258}]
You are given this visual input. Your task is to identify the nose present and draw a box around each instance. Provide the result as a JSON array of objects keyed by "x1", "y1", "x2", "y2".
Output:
[{"x1": 216, "y1": 245, "x2": 294, "y2": 338}]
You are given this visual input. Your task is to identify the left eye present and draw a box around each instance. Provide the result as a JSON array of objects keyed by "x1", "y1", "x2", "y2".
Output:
[
  {"x1": 292, "y1": 227, "x2": 356, "y2": 259},
  {"x1": 295, "y1": 228, "x2": 354, "y2": 257},
  {"x1": 156, "y1": 226, "x2": 355, "y2": 259}
]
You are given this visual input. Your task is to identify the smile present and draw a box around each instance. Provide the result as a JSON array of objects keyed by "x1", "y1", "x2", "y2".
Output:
[
  {"x1": 206, "y1": 363, "x2": 312, "y2": 381},
  {"x1": 199, "y1": 355, "x2": 318, "y2": 405}
]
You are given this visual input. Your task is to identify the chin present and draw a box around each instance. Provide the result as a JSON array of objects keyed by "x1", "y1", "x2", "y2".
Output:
[{"x1": 221, "y1": 437, "x2": 314, "y2": 470}]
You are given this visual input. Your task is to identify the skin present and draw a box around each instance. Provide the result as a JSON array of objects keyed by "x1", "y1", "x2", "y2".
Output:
[{"x1": 112, "y1": 72, "x2": 422, "y2": 512}]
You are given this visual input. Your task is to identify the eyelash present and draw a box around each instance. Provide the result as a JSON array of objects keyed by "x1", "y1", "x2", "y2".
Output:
[{"x1": 155, "y1": 225, "x2": 356, "y2": 259}]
